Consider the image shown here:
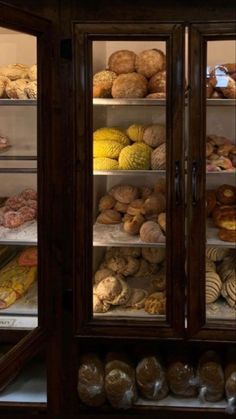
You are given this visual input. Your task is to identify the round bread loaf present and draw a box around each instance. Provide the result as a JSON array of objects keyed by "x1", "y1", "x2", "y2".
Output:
[
  {"x1": 6, "y1": 79, "x2": 28, "y2": 99},
  {"x1": 143, "y1": 124, "x2": 166, "y2": 148},
  {"x1": 109, "y1": 184, "x2": 139, "y2": 204},
  {"x1": 135, "y1": 49, "x2": 166, "y2": 78},
  {"x1": 78, "y1": 353, "x2": 105, "y2": 407},
  {"x1": 96, "y1": 209, "x2": 121, "y2": 224},
  {"x1": 0, "y1": 63, "x2": 29, "y2": 80},
  {"x1": 151, "y1": 143, "x2": 166, "y2": 169},
  {"x1": 28, "y1": 64, "x2": 37, "y2": 81},
  {"x1": 112, "y1": 72, "x2": 148, "y2": 98},
  {"x1": 140, "y1": 221, "x2": 166, "y2": 243},
  {"x1": 142, "y1": 247, "x2": 165, "y2": 264},
  {"x1": 93, "y1": 70, "x2": 117, "y2": 97},
  {"x1": 0, "y1": 76, "x2": 9, "y2": 98},
  {"x1": 136, "y1": 356, "x2": 169, "y2": 400},
  {"x1": 148, "y1": 71, "x2": 166, "y2": 93},
  {"x1": 108, "y1": 50, "x2": 137, "y2": 74}
]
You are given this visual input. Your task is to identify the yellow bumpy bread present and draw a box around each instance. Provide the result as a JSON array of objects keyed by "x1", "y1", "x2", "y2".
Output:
[
  {"x1": 118, "y1": 142, "x2": 151, "y2": 170},
  {"x1": 93, "y1": 128, "x2": 130, "y2": 146},
  {"x1": 93, "y1": 140, "x2": 125, "y2": 159},
  {"x1": 126, "y1": 124, "x2": 145, "y2": 142},
  {"x1": 93, "y1": 157, "x2": 119, "y2": 170},
  {"x1": 0, "y1": 258, "x2": 37, "y2": 299}
]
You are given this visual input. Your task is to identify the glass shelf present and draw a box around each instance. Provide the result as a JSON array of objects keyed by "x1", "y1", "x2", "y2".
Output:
[
  {"x1": 93, "y1": 98, "x2": 236, "y2": 107},
  {"x1": 94, "y1": 170, "x2": 166, "y2": 176}
]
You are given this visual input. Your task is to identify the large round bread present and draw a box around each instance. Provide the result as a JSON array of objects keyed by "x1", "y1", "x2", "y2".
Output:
[{"x1": 112, "y1": 73, "x2": 148, "y2": 98}]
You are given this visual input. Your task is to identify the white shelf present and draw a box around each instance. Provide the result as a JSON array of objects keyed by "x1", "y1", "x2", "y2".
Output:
[
  {"x1": 94, "y1": 170, "x2": 166, "y2": 175},
  {"x1": 206, "y1": 299, "x2": 236, "y2": 321},
  {"x1": 206, "y1": 220, "x2": 236, "y2": 248},
  {"x1": 206, "y1": 169, "x2": 236, "y2": 175},
  {"x1": 0, "y1": 315, "x2": 37, "y2": 329},
  {"x1": 94, "y1": 309, "x2": 165, "y2": 319},
  {"x1": 93, "y1": 223, "x2": 166, "y2": 247},
  {"x1": 93, "y1": 98, "x2": 236, "y2": 107},
  {"x1": 0, "y1": 220, "x2": 37, "y2": 245},
  {"x1": 0, "y1": 99, "x2": 37, "y2": 106},
  {"x1": 135, "y1": 395, "x2": 227, "y2": 410},
  {"x1": 0, "y1": 361, "x2": 46, "y2": 405}
]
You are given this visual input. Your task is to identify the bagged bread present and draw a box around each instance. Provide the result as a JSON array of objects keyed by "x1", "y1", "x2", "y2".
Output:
[
  {"x1": 78, "y1": 353, "x2": 105, "y2": 407},
  {"x1": 225, "y1": 361, "x2": 236, "y2": 414},
  {"x1": 197, "y1": 351, "x2": 224, "y2": 402},
  {"x1": 167, "y1": 359, "x2": 197, "y2": 397},
  {"x1": 105, "y1": 353, "x2": 137, "y2": 409},
  {"x1": 136, "y1": 355, "x2": 169, "y2": 400}
]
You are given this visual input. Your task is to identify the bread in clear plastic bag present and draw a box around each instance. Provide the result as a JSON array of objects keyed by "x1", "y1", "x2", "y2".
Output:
[
  {"x1": 197, "y1": 350, "x2": 224, "y2": 402},
  {"x1": 225, "y1": 362, "x2": 236, "y2": 414},
  {"x1": 167, "y1": 359, "x2": 197, "y2": 397},
  {"x1": 77, "y1": 353, "x2": 105, "y2": 407},
  {"x1": 136, "y1": 355, "x2": 169, "y2": 400}
]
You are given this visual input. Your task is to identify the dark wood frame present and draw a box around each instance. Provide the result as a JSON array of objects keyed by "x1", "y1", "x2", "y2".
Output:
[
  {"x1": 0, "y1": 2, "x2": 53, "y2": 390},
  {"x1": 187, "y1": 22, "x2": 236, "y2": 341},
  {"x1": 73, "y1": 22, "x2": 185, "y2": 338}
]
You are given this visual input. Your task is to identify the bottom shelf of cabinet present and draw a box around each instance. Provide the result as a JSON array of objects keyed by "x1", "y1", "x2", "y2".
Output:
[
  {"x1": 135, "y1": 396, "x2": 227, "y2": 410},
  {"x1": 0, "y1": 361, "x2": 46, "y2": 407}
]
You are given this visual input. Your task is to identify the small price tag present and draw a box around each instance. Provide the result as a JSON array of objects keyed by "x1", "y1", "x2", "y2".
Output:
[{"x1": 0, "y1": 318, "x2": 16, "y2": 328}]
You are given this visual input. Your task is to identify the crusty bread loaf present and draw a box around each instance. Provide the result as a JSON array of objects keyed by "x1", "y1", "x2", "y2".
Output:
[{"x1": 112, "y1": 72, "x2": 148, "y2": 98}]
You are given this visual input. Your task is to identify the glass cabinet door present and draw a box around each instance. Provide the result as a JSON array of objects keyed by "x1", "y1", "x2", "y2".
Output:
[
  {"x1": 188, "y1": 23, "x2": 236, "y2": 340},
  {"x1": 0, "y1": 3, "x2": 52, "y2": 392},
  {"x1": 74, "y1": 23, "x2": 185, "y2": 337}
]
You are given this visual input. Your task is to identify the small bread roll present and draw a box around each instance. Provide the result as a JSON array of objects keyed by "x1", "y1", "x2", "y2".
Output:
[
  {"x1": 0, "y1": 63, "x2": 29, "y2": 80},
  {"x1": 123, "y1": 214, "x2": 145, "y2": 235},
  {"x1": 142, "y1": 247, "x2": 165, "y2": 264},
  {"x1": 95, "y1": 275, "x2": 122, "y2": 302},
  {"x1": 6, "y1": 79, "x2": 28, "y2": 99},
  {"x1": 98, "y1": 195, "x2": 116, "y2": 211},
  {"x1": 151, "y1": 143, "x2": 166, "y2": 170},
  {"x1": 158, "y1": 212, "x2": 166, "y2": 233},
  {"x1": 143, "y1": 124, "x2": 166, "y2": 148},
  {"x1": 216, "y1": 184, "x2": 236, "y2": 205},
  {"x1": 135, "y1": 49, "x2": 166, "y2": 78},
  {"x1": 109, "y1": 184, "x2": 139, "y2": 204},
  {"x1": 154, "y1": 178, "x2": 166, "y2": 195},
  {"x1": 140, "y1": 221, "x2": 166, "y2": 243},
  {"x1": 78, "y1": 353, "x2": 105, "y2": 407},
  {"x1": 24, "y1": 81, "x2": 37, "y2": 99},
  {"x1": 151, "y1": 267, "x2": 166, "y2": 291},
  {"x1": 206, "y1": 142, "x2": 214, "y2": 157},
  {"x1": 108, "y1": 50, "x2": 137, "y2": 74},
  {"x1": 114, "y1": 201, "x2": 128, "y2": 213},
  {"x1": 205, "y1": 247, "x2": 230, "y2": 262},
  {"x1": 96, "y1": 209, "x2": 121, "y2": 224},
  {"x1": 141, "y1": 194, "x2": 166, "y2": 218},
  {"x1": 112, "y1": 73, "x2": 148, "y2": 98},
  {"x1": 93, "y1": 293, "x2": 110, "y2": 313},
  {"x1": 144, "y1": 291, "x2": 166, "y2": 314},
  {"x1": 93, "y1": 70, "x2": 117, "y2": 98},
  {"x1": 205, "y1": 271, "x2": 222, "y2": 303},
  {"x1": 140, "y1": 186, "x2": 153, "y2": 200},
  {"x1": 127, "y1": 199, "x2": 144, "y2": 216},
  {"x1": 94, "y1": 268, "x2": 115, "y2": 284},
  {"x1": 148, "y1": 71, "x2": 166, "y2": 93},
  {"x1": 219, "y1": 76, "x2": 236, "y2": 99}
]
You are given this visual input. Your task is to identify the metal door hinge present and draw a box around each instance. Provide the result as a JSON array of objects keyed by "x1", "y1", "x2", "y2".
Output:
[{"x1": 60, "y1": 39, "x2": 72, "y2": 60}]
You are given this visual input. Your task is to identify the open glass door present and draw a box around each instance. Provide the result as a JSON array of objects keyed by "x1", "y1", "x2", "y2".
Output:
[{"x1": 0, "y1": 3, "x2": 52, "y2": 395}]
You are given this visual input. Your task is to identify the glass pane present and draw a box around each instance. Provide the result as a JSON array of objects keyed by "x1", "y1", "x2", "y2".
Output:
[
  {"x1": 205, "y1": 40, "x2": 236, "y2": 322},
  {"x1": 92, "y1": 41, "x2": 167, "y2": 320},
  {"x1": 0, "y1": 28, "x2": 38, "y2": 331}
]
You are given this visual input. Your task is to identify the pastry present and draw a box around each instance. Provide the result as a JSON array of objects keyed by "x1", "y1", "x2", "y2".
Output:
[
  {"x1": 78, "y1": 353, "x2": 105, "y2": 407},
  {"x1": 0, "y1": 135, "x2": 11, "y2": 153},
  {"x1": 28, "y1": 64, "x2": 37, "y2": 81},
  {"x1": 206, "y1": 142, "x2": 214, "y2": 157},
  {"x1": 123, "y1": 214, "x2": 145, "y2": 235},
  {"x1": 205, "y1": 257, "x2": 216, "y2": 272},
  {"x1": 135, "y1": 49, "x2": 166, "y2": 78},
  {"x1": 127, "y1": 199, "x2": 144, "y2": 216},
  {"x1": 143, "y1": 124, "x2": 166, "y2": 148},
  {"x1": 144, "y1": 292, "x2": 166, "y2": 315},
  {"x1": 0, "y1": 287, "x2": 17, "y2": 309},
  {"x1": 93, "y1": 293, "x2": 110, "y2": 313},
  {"x1": 96, "y1": 209, "x2": 121, "y2": 224},
  {"x1": 114, "y1": 247, "x2": 142, "y2": 258},
  {"x1": 207, "y1": 134, "x2": 232, "y2": 147},
  {"x1": 108, "y1": 50, "x2": 137, "y2": 74},
  {"x1": 167, "y1": 360, "x2": 197, "y2": 397},
  {"x1": 93, "y1": 70, "x2": 117, "y2": 97},
  {"x1": 151, "y1": 143, "x2": 166, "y2": 170},
  {"x1": 151, "y1": 267, "x2": 166, "y2": 291},
  {"x1": 218, "y1": 228, "x2": 236, "y2": 242},
  {"x1": 154, "y1": 178, "x2": 166, "y2": 195},
  {"x1": 114, "y1": 201, "x2": 128, "y2": 213},
  {"x1": 124, "y1": 288, "x2": 148, "y2": 309},
  {"x1": 140, "y1": 186, "x2": 153, "y2": 200},
  {"x1": 205, "y1": 271, "x2": 222, "y2": 303},
  {"x1": 133, "y1": 258, "x2": 150, "y2": 277},
  {"x1": 109, "y1": 184, "x2": 139, "y2": 204},
  {"x1": 141, "y1": 194, "x2": 166, "y2": 218},
  {"x1": 206, "y1": 190, "x2": 217, "y2": 216},
  {"x1": 229, "y1": 149, "x2": 236, "y2": 168},
  {"x1": 105, "y1": 256, "x2": 127, "y2": 275},
  {"x1": 136, "y1": 356, "x2": 169, "y2": 400},
  {"x1": 98, "y1": 195, "x2": 116, "y2": 211},
  {"x1": 225, "y1": 372, "x2": 236, "y2": 400},
  {"x1": 121, "y1": 256, "x2": 140, "y2": 276},
  {"x1": 94, "y1": 268, "x2": 115, "y2": 284},
  {"x1": 158, "y1": 212, "x2": 166, "y2": 233},
  {"x1": 107, "y1": 279, "x2": 131, "y2": 306},
  {"x1": 217, "y1": 253, "x2": 236, "y2": 282},
  {"x1": 24, "y1": 81, "x2": 37, "y2": 99},
  {"x1": 146, "y1": 92, "x2": 166, "y2": 99},
  {"x1": 222, "y1": 63, "x2": 236, "y2": 74},
  {"x1": 0, "y1": 258, "x2": 36, "y2": 299},
  {"x1": 213, "y1": 206, "x2": 236, "y2": 230},
  {"x1": 142, "y1": 247, "x2": 165, "y2": 264},
  {"x1": 94, "y1": 275, "x2": 122, "y2": 302},
  {"x1": 0, "y1": 63, "x2": 29, "y2": 80},
  {"x1": 217, "y1": 144, "x2": 235, "y2": 157},
  {"x1": 219, "y1": 76, "x2": 236, "y2": 98},
  {"x1": 140, "y1": 221, "x2": 166, "y2": 243},
  {"x1": 18, "y1": 247, "x2": 37, "y2": 267},
  {"x1": 112, "y1": 72, "x2": 148, "y2": 98},
  {"x1": 216, "y1": 184, "x2": 236, "y2": 205},
  {"x1": 6, "y1": 79, "x2": 29, "y2": 99},
  {"x1": 205, "y1": 247, "x2": 230, "y2": 262},
  {"x1": 0, "y1": 76, "x2": 9, "y2": 98},
  {"x1": 148, "y1": 71, "x2": 166, "y2": 93},
  {"x1": 221, "y1": 277, "x2": 236, "y2": 307}
]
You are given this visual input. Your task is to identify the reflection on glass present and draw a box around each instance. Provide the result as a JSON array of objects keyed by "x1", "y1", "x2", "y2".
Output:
[
  {"x1": 92, "y1": 40, "x2": 167, "y2": 319},
  {"x1": 205, "y1": 40, "x2": 236, "y2": 321}
]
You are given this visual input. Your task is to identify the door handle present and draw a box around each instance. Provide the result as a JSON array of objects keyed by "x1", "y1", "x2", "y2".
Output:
[
  {"x1": 174, "y1": 161, "x2": 181, "y2": 205},
  {"x1": 192, "y1": 161, "x2": 198, "y2": 206}
]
